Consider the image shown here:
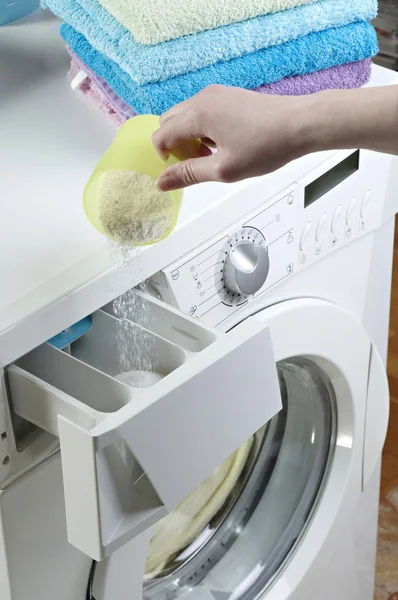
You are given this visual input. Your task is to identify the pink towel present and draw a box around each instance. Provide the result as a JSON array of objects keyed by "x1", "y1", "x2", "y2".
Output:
[{"x1": 68, "y1": 61, "x2": 126, "y2": 126}]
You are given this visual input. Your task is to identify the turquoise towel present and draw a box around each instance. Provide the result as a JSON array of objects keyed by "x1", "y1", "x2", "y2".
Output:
[
  {"x1": 44, "y1": 0, "x2": 377, "y2": 84},
  {"x1": 61, "y1": 21, "x2": 378, "y2": 115}
]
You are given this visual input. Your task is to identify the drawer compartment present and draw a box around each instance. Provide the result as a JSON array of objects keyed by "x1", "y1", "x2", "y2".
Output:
[
  {"x1": 6, "y1": 293, "x2": 281, "y2": 561},
  {"x1": 102, "y1": 289, "x2": 216, "y2": 352},
  {"x1": 13, "y1": 310, "x2": 186, "y2": 420},
  {"x1": 70, "y1": 309, "x2": 187, "y2": 381}
]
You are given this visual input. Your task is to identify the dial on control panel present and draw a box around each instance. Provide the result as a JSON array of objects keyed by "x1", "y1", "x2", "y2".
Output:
[{"x1": 223, "y1": 229, "x2": 269, "y2": 297}]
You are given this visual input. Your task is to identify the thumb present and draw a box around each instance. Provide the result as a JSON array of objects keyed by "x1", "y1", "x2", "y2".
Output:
[{"x1": 156, "y1": 154, "x2": 220, "y2": 192}]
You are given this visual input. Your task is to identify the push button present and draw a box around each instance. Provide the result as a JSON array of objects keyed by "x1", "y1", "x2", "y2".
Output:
[
  {"x1": 346, "y1": 197, "x2": 357, "y2": 226},
  {"x1": 360, "y1": 190, "x2": 371, "y2": 219},
  {"x1": 299, "y1": 222, "x2": 312, "y2": 251},
  {"x1": 315, "y1": 213, "x2": 327, "y2": 242},
  {"x1": 331, "y1": 205, "x2": 343, "y2": 233}
]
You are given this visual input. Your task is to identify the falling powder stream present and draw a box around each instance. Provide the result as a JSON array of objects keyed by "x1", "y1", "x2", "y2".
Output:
[{"x1": 108, "y1": 241, "x2": 156, "y2": 375}]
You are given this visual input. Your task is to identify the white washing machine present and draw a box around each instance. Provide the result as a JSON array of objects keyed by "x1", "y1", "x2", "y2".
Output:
[{"x1": 1, "y1": 14, "x2": 398, "y2": 600}]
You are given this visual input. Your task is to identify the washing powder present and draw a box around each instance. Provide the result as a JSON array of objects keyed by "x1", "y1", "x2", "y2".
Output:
[
  {"x1": 98, "y1": 170, "x2": 175, "y2": 245},
  {"x1": 115, "y1": 369, "x2": 163, "y2": 387}
]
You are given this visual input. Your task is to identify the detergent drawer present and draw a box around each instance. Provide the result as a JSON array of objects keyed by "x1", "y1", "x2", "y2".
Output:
[{"x1": 5, "y1": 292, "x2": 282, "y2": 561}]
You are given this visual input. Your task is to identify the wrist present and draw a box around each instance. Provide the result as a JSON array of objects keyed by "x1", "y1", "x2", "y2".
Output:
[
  {"x1": 272, "y1": 93, "x2": 340, "y2": 161},
  {"x1": 297, "y1": 86, "x2": 398, "y2": 156},
  {"x1": 295, "y1": 89, "x2": 360, "y2": 155},
  {"x1": 295, "y1": 88, "x2": 376, "y2": 156}
]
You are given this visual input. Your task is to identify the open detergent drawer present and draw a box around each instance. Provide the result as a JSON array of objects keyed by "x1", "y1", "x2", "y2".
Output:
[{"x1": 5, "y1": 292, "x2": 282, "y2": 561}]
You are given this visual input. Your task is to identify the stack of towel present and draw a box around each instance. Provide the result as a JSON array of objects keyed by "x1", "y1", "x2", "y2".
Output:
[{"x1": 45, "y1": 0, "x2": 379, "y2": 125}]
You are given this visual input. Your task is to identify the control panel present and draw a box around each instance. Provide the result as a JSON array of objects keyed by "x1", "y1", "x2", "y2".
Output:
[
  {"x1": 154, "y1": 189, "x2": 297, "y2": 326},
  {"x1": 150, "y1": 149, "x2": 386, "y2": 327}
]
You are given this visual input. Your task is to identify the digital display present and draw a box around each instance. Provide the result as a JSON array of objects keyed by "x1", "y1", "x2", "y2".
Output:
[{"x1": 305, "y1": 150, "x2": 360, "y2": 208}]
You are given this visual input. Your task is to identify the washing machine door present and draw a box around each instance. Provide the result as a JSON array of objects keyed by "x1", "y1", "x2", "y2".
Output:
[{"x1": 91, "y1": 298, "x2": 389, "y2": 600}]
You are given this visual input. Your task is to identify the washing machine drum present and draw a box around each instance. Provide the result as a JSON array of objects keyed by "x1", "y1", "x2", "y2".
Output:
[{"x1": 143, "y1": 358, "x2": 336, "y2": 600}]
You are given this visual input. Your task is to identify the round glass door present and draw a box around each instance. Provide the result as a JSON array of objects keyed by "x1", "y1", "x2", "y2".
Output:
[{"x1": 143, "y1": 358, "x2": 337, "y2": 600}]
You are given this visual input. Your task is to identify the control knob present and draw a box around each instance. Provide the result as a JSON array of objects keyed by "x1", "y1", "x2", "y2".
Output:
[{"x1": 223, "y1": 241, "x2": 269, "y2": 296}]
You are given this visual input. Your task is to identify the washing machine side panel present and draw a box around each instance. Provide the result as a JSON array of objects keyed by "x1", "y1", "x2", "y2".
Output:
[
  {"x1": 306, "y1": 533, "x2": 361, "y2": 600},
  {"x1": 362, "y1": 218, "x2": 395, "y2": 364},
  {"x1": 0, "y1": 454, "x2": 91, "y2": 600},
  {"x1": 306, "y1": 462, "x2": 381, "y2": 600}
]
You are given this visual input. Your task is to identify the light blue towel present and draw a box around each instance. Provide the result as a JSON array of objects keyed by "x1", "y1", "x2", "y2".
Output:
[
  {"x1": 46, "y1": 0, "x2": 377, "y2": 84},
  {"x1": 61, "y1": 21, "x2": 378, "y2": 115}
]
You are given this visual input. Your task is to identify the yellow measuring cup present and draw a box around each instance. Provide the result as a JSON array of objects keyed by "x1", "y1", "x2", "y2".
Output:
[{"x1": 83, "y1": 114, "x2": 195, "y2": 246}]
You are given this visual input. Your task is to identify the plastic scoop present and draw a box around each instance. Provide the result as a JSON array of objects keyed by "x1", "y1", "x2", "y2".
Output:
[{"x1": 83, "y1": 114, "x2": 199, "y2": 246}]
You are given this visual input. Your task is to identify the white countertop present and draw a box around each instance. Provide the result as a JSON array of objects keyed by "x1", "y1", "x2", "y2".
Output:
[
  {"x1": 0, "y1": 11, "x2": 113, "y2": 312},
  {"x1": 0, "y1": 10, "x2": 396, "y2": 365}
]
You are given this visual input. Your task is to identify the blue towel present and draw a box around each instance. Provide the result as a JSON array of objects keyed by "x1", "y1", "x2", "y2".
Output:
[
  {"x1": 45, "y1": 0, "x2": 377, "y2": 84},
  {"x1": 61, "y1": 21, "x2": 378, "y2": 115}
]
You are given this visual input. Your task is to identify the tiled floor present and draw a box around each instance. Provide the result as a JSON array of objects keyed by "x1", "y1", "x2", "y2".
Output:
[{"x1": 375, "y1": 219, "x2": 398, "y2": 600}]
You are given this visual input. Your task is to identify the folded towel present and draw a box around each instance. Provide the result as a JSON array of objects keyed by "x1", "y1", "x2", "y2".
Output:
[
  {"x1": 69, "y1": 61, "x2": 125, "y2": 125},
  {"x1": 61, "y1": 21, "x2": 378, "y2": 115},
  {"x1": 96, "y1": 0, "x2": 320, "y2": 45},
  {"x1": 258, "y1": 58, "x2": 372, "y2": 95},
  {"x1": 44, "y1": 0, "x2": 377, "y2": 84},
  {"x1": 68, "y1": 48, "x2": 136, "y2": 119},
  {"x1": 145, "y1": 437, "x2": 254, "y2": 579}
]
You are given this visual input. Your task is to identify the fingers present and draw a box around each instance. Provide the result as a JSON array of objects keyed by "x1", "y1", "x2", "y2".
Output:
[
  {"x1": 153, "y1": 88, "x2": 216, "y2": 160},
  {"x1": 156, "y1": 154, "x2": 221, "y2": 191},
  {"x1": 152, "y1": 111, "x2": 206, "y2": 161}
]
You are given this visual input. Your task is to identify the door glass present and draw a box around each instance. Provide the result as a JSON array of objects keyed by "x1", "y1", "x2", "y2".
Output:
[{"x1": 143, "y1": 358, "x2": 337, "y2": 600}]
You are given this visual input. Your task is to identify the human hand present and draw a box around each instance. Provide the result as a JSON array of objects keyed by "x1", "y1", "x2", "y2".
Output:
[
  {"x1": 153, "y1": 84, "x2": 398, "y2": 192},
  {"x1": 152, "y1": 85, "x2": 311, "y2": 192}
]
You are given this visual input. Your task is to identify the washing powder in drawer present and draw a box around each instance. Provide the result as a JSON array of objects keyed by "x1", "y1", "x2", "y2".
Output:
[{"x1": 6, "y1": 292, "x2": 281, "y2": 561}]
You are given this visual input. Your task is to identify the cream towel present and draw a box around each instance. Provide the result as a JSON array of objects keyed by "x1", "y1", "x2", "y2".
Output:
[
  {"x1": 145, "y1": 438, "x2": 253, "y2": 579},
  {"x1": 97, "y1": 0, "x2": 319, "y2": 45}
]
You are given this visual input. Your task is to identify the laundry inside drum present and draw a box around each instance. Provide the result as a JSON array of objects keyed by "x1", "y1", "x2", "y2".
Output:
[
  {"x1": 144, "y1": 427, "x2": 265, "y2": 581},
  {"x1": 143, "y1": 359, "x2": 337, "y2": 600}
]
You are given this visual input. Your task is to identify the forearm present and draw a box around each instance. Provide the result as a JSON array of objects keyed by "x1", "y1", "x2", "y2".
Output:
[{"x1": 301, "y1": 85, "x2": 398, "y2": 156}]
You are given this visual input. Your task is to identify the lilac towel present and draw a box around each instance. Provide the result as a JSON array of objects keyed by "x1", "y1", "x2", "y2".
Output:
[{"x1": 258, "y1": 58, "x2": 372, "y2": 95}]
